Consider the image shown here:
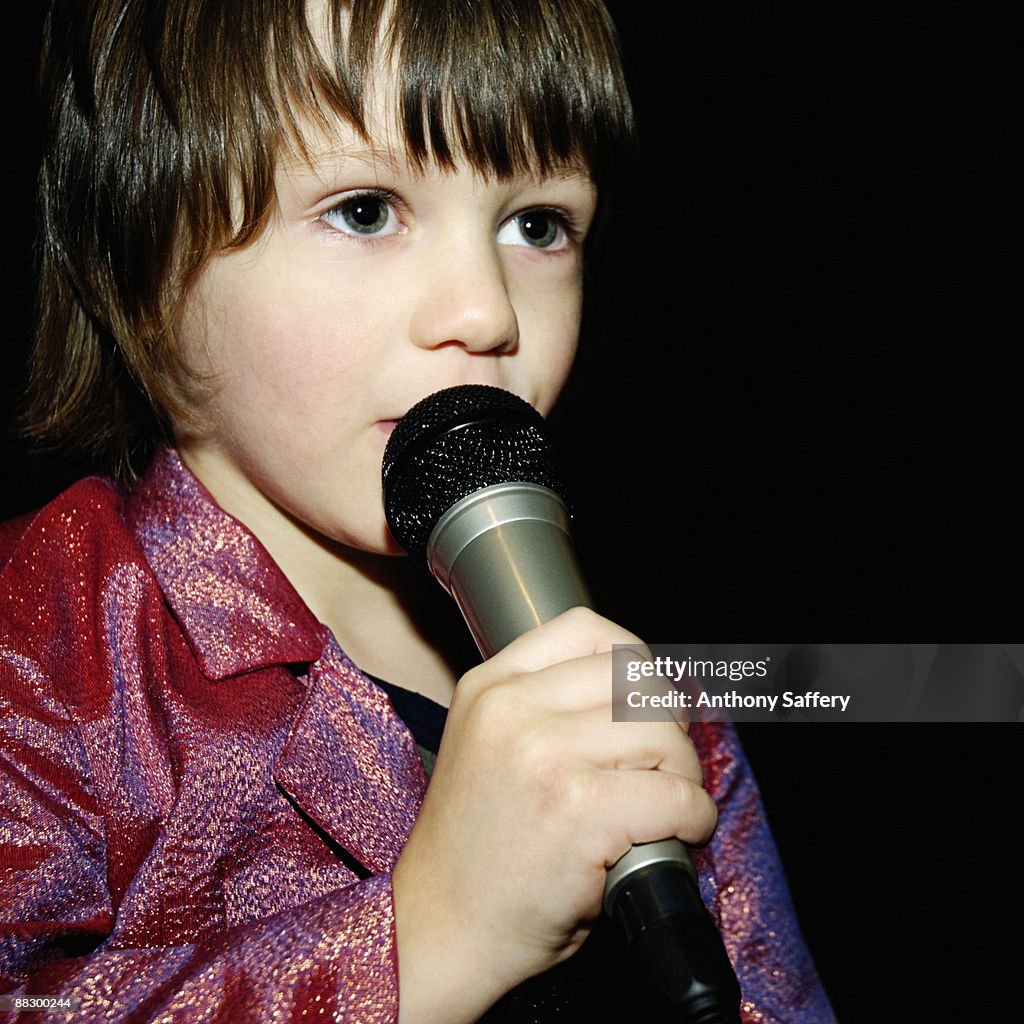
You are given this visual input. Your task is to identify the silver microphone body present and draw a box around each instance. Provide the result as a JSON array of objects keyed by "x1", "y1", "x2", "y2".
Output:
[
  {"x1": 423, "y1": 479, "x2": 696, "y2": 913},
  {"x1": 426, "y1": 482, "x2": 590, "y2": 658}
]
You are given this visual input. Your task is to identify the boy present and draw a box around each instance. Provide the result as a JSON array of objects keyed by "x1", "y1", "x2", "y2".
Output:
[{"x1": 1, "y1": 1, "x2": 833, "y2": 1020}]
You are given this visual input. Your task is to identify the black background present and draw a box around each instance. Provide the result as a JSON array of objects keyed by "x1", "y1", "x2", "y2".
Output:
[
  {"x1": 4, "y1": 3, "x2": 1022, "y2": 1020},
  {"x1": 568, "y1": 3, "x2": 1023, "y2": 1019}
]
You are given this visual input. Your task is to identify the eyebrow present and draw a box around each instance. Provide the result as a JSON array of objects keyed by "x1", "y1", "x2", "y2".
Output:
[
  {"x1": 327, "y1": 143, "x2": 404, "y2": 171},
  {"x1": 283, "y1": 126, "x2": 595, "y2": 189},
  {"x1": 283, "y1": 138, "x2": 399, "y2": 173}
]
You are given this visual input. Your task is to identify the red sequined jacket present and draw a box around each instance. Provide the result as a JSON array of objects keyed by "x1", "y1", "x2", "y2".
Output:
[{"x1": 0, "y1": 449, "x2": 834, "y2": 1022}]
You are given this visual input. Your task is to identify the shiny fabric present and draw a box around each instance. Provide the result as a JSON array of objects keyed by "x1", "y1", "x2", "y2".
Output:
[{"x1": 0, "y1": 449, "x2": 835, "y2": 1022}]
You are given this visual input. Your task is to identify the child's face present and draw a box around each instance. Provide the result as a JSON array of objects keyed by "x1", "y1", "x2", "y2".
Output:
[{"x1": 174, "y1": 91, "x2": 597, "y2": 560}]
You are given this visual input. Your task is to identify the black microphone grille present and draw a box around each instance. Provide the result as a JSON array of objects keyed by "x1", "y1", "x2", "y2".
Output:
[{"x1": 382, "y1": 384, "x2": 569, "y2": 563}]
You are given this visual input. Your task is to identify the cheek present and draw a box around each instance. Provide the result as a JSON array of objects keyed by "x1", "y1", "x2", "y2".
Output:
[
  {"x1": 526, "y1": 279, "x2": 584, "y2": 416},
  {"x1": 179, "y1": 269, "x2": 371, "y2": 428},
  {"x1": 534, "y1": 339, "x2": 578, "y2": 416}
]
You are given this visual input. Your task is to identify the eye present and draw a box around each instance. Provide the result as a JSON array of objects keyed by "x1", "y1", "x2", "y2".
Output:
[
  {"x1": 497, "y1": 208, "x2": 568, "y2": 249},
  {"x1": 320, "y1": 190, "x2": 401, "y2": 237}
]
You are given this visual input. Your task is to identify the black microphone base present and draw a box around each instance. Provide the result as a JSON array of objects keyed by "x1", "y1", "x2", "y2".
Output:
[{"x1": 611, "y1": 862, "x2": 742, "y2": 1024}]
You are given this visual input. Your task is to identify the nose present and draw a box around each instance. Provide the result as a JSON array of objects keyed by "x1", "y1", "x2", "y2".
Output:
[{"x1": 407, "y1": 235, "x2": 520, "y2": 355}]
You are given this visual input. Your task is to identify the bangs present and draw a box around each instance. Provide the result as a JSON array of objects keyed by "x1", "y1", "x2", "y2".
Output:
[{"x1": 282, "y1": 0, "x2": 635, "y2": 182}]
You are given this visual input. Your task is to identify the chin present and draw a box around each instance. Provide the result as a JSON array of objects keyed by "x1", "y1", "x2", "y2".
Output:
[{"x1": 331, "y1": 522, "x2": 409, "y2": 560}]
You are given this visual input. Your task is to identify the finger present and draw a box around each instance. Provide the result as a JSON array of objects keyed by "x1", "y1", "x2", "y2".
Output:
[
  {"x1": 496, "y1": 646, "x2": 690, "y2": 728},
  {"x1": 477, "y1": 606, "x2": 649, "y2": 678},
  {"x1": 594, "y1": 768, "x2": 720, "y2": 855},
  {"x1": 612, "y1": 666, "x2": 692, "y2": 733},
  {"x1": 533, "y1": 704, "x2": 705, "y2": 781},
  {"x1": 477, "y1": 649, "x2": 624, "y2": 717}
]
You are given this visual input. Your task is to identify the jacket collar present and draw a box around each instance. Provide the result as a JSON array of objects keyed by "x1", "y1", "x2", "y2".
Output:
[
  {"x1": 125, "y1": 450, "x2": 428, "y2": 868},
  {"x1": 124, "y1": 448, "x2": 326, "y2": 680}
]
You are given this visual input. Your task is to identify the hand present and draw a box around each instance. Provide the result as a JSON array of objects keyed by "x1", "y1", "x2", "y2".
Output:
[{"x1": 392, "y1": 607, "x2": 717, "y2": 1024}]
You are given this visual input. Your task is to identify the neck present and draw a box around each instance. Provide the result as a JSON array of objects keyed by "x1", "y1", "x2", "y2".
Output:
[
  {"x1": 303, "y1": 545, "x2": 481, "y2": 707},
  {"x1": 262, "y1": 519, "x2": 480, "y2": 707},
  {"x1": 260, "y1": 522, "x2": 479, "y2": 707}
]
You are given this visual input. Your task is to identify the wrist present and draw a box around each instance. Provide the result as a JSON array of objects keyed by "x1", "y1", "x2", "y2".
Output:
[{"x1": 392, "y1": 850, "x2": 517, "y2": 1024}]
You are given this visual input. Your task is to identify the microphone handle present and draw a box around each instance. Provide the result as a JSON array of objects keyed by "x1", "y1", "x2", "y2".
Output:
[{"x1": 427, "y1": 483, "x2": 742, "y2": 1023}]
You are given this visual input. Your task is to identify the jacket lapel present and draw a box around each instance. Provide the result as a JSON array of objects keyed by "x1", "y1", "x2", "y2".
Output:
[
  {"x1": 273, "y1": 637, "x2": 429, "y2": 876},
  {"x1": 127, "y1": 450, "x2": 429, "y2": 876}
]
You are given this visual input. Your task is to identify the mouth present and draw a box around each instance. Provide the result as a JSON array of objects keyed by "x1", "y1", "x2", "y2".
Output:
[{"x1": 380, "y1": 383, "x2": 525, "y2": 441}]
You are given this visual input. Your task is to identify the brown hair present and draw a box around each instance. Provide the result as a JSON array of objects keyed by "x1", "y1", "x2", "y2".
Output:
[{"x1": 26, "y1": 0, "x2": 635, "y2": 478}]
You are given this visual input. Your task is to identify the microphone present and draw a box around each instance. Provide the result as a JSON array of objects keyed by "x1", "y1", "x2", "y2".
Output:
[{"x1": 382, "y1": 384, "x2": 742, "y2": 1024}]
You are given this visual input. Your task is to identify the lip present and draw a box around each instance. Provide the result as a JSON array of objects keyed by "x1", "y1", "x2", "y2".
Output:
[{"x1": 379, "y1": 383, "x2": 521, "y2": 439}]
